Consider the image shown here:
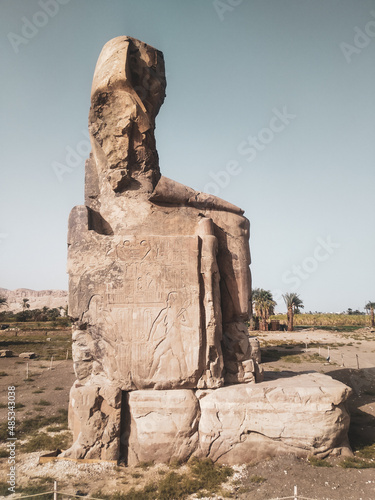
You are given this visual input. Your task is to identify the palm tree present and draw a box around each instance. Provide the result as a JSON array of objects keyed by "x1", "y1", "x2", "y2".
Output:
[
  {"x1": 283, "y1": 293, "x2": 304, "y2": 332},
  {"x1": 365, "y1": 301, "x2": 375, "y2": 328},
  {"x1": 252, "y1": 288, "x2": 276, "y2": 331}
]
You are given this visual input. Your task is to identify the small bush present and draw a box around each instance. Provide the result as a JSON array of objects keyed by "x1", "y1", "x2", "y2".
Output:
[
  {"x1": 0, "y1": 422, "x2": 9, "y2": 441},
  {"x1": 357, "y1": 443, "x2": 375, "y2": 460},
  {"x1": 54, "y1": 386, "x2": 63, "y2": 391},
  {"x1": 136, "y1": 460, "x2": 154, "y2": 470},
  {"x1": 339, "y1": 457, "x2": 375, "y2": 469},
  {"x1": 46, "y1": 424, "x2": 67, "y2": 432},
  {"x1": 16, "y1": 482, "x2": 54, "y2": 500},
  {"x1": 35, "y1": 399, "x2": 51, "y2": 407},
  {"x1": 306, "y1": 353, "x2": 327, "y2": 363},
  {"x1": 0, "y1": 371, "x2": 7, "y2": 377},
  {"x1": 95, "y1": 458, "x2": 233, "y2": 500},
  {"x1": 308, "y1": 456, "x2": 333, "y2": 467},
  {"x1": 189, "y1": 457, "x2": 233, "y2": 491},
  {"x1": 32, "y1": 389, "x2": 44, "y2": 394},
  {"x1": 0, "y1": 448, "x2": 8, "y2": 458},
  {"x1": 21, "y1": 431, "x2": 71, "y2": 452},
  {"x1": 6, "y1": 409, "x2": 68, "y2": 440},
  {"x1": 169, "y1": 458, "x2": 183, "y2": 469},
  {"x1": 282, "y1": 355, "x2": 302, "y2": 364},
  {"x1": 0, "y1": 481, "x2": 12, "y2": 496},
  {"x1": 249, "y1": 474, "x2": 266, "y2": 483}
]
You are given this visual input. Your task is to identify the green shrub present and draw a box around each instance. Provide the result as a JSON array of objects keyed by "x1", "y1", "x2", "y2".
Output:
[
  {"x1": 46, "y1": 424, "x2": 67, "y2": 432},
  {"x1": 339, "y1": 457, "x2": 375, "y2": 469},
  {"x1": 0, "y1": 409, "x2": 68, "y2": 443},
  {"x1": 0, "y1": 422, "x2": 9, "y2": 441},
  {"x1": 249, "y1": 474, "x2": 266, "y2": 483},
  {"x1": 308, "y1": 456, "x2": 333, "y2": 467},
  {"x1": 35, "y1": 399, "x2": 51, "y2": 407},
  {"x1": 357, "y1": 443, "x2": 375, "y2": 460},
  {"x1": 0, "y1": 481, "x2": 12, "y2": 496},
  {"x1": 188, "y1": 457, "x2": 233, "y2": 491},
  {"x1": 21, "y1": 431, "x2": 71, "y2": 452},
  {"x1": 136, "y1": 461, "x2": 154, "y2": 470},
  {"x1": 96, "y1": 458, "x2": 233, "y2": 499},
  {"x1": 282, "y1": 355, "x2": 302, "y2": 363}
]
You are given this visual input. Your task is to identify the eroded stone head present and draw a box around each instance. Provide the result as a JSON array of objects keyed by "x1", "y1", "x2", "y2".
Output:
[{"x1": 88, "y1": 36, "x2": 166, "y2": 194}]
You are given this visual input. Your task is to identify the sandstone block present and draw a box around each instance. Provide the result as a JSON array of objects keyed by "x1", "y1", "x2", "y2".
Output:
[
  {"x1": 61, "y1": 382, "x2": 122, "y2": 461},
  {"x1": 0, "y1": 350, "x2": 13, "y2": 357},
  {"x1": 19, "y1": 352, "x2": 36, "y2": 359},
  {"x1": 196, "y1": 373, "x2": 352, "y2": 464},
  {"x1": 127, "y1": 389, "x2": 199, "y2": 465}
]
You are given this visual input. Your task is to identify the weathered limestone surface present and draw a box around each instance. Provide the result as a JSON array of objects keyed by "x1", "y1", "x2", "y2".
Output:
[
  {"x1": 67, "y1": 35, "x2": 259, "y2": 394},
  {"x1": 64, "y1": 36, "x2": 351, "y2": 463},
  {"x1": 127, "y1": 390, "x2": 199, "y2": 465},
  {"x1": 61, "y1": 381, "x2": 122, "y2": 461},
  {"x1": 196, "y1": 373, "x2": 352, "y2": 464}
]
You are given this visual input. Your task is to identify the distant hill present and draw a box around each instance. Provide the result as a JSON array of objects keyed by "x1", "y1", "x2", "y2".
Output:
[{"x1": 0, "y1": 288, "x2": 68, "y2": 313}]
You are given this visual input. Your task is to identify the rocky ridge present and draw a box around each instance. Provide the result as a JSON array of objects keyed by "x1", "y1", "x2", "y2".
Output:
[{"x1": 0, "y1": 288, "x2": 68, "y2": 313}]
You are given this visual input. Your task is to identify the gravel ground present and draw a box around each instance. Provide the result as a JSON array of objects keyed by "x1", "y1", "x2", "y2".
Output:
[{"x1": 0, "y1": 328, "x2": 374, "y2": 499}]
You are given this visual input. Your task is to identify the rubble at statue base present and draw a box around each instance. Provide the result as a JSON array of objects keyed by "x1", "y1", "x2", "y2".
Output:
[{"x1": 63, "y1": 37, "x2": 352, "y2": 464}]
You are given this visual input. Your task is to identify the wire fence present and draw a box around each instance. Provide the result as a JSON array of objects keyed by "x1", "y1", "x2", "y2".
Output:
[
  {"x1": 11, "y1": 483, "x2": 319, "y2": 500},
  {"x1": 305, "y1": 343, "x2": 374, "y2": 371}
]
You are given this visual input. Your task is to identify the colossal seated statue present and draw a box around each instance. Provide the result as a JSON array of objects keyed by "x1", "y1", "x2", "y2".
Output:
[
  {"x1": 68, "y1": 36, "x2": 262, "y2": 393},
  {"x1": 63, "y1": 38, "x2": 351, "y2": 465}
]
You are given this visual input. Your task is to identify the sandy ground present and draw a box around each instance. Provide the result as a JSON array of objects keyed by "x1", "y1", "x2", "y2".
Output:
[{"x1": 0, "y1": 328, "x2": 374, "y2": 499}]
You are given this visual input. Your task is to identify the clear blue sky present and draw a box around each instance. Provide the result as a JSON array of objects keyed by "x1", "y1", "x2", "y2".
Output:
[{"x1": 1, "y1": 0, "x2": 374, "y2": 313}]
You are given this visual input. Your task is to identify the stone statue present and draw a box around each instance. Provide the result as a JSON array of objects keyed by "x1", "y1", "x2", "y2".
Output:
[{"x1": 63, "y1": 37, "x2": 351, "y2": 464}]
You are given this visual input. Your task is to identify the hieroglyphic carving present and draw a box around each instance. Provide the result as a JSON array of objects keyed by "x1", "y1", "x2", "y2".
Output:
[{"x1": 87, "y1": 236, "x2": 202, "y2": 389}]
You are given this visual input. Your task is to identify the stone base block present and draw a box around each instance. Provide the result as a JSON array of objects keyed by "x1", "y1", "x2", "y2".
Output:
[
  {"x1": 127, "y1": 389, "x2": 199, "y2": 465},
  {"x1": 62, "y1": 372, "x2": 352, "y2": 465},
  {"x1": 196, "y1": 372, "x2": 352, "y2": 464},
  {"x1": 61, "y1": 382, "x2": 121, "y2": 461}
]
